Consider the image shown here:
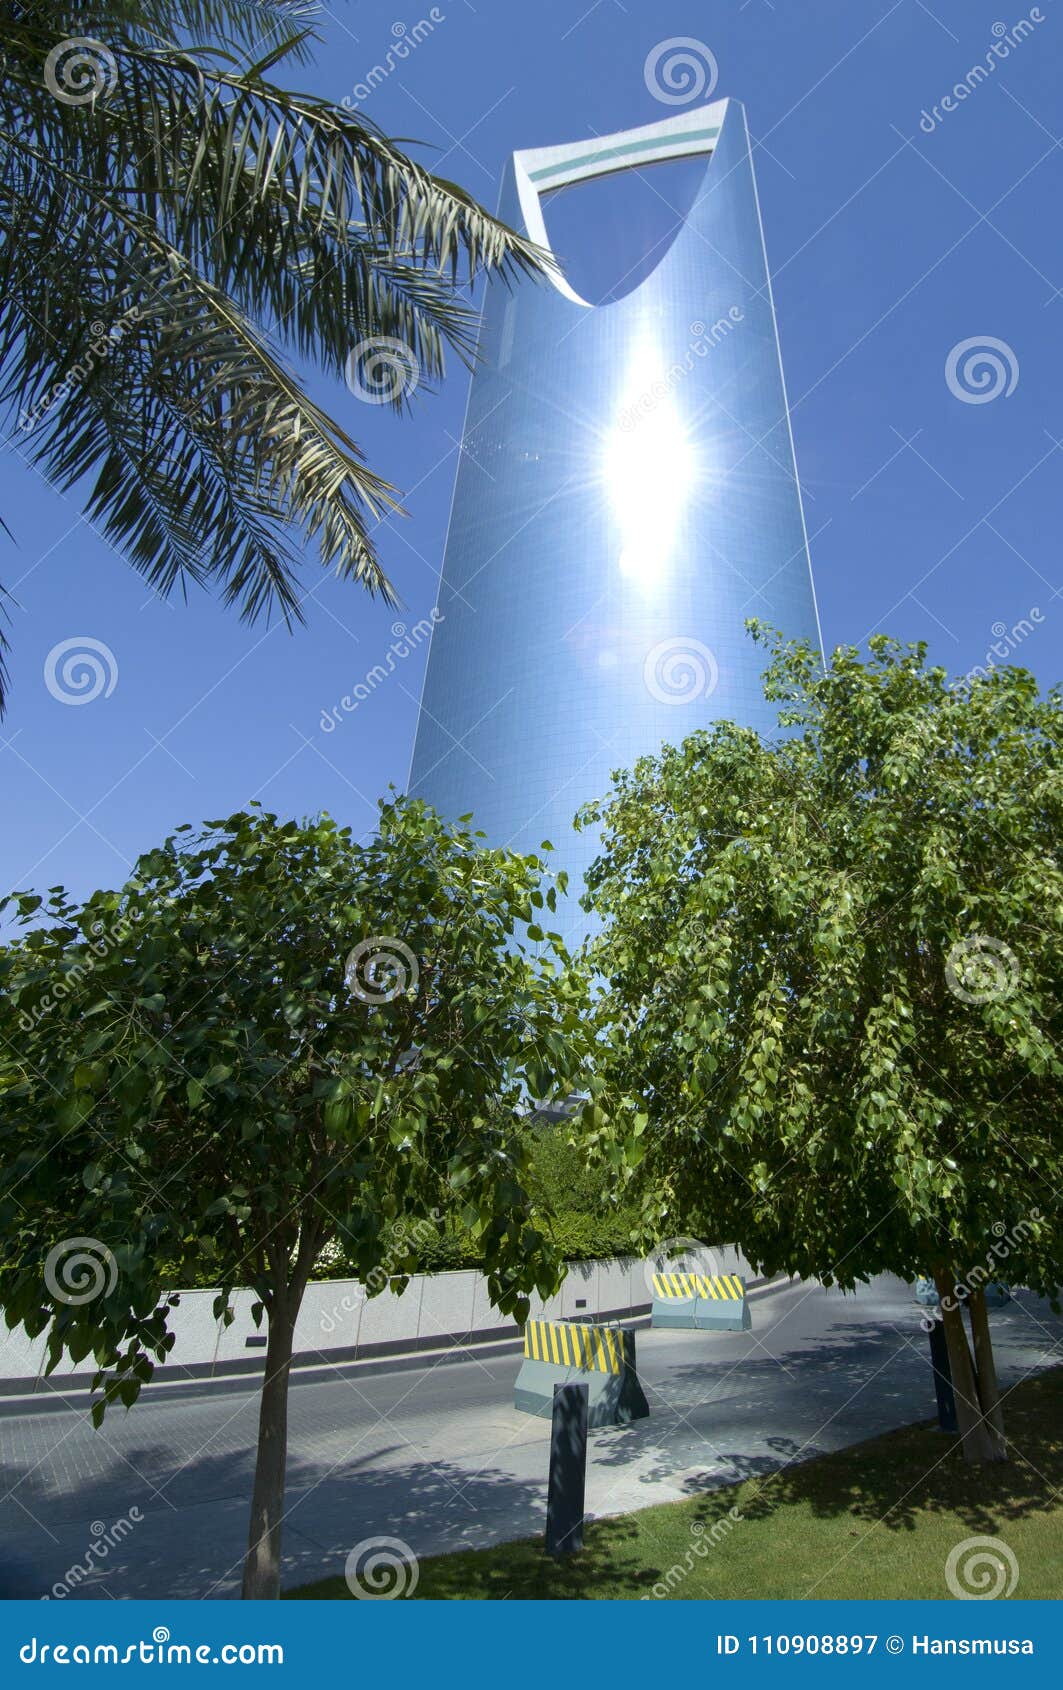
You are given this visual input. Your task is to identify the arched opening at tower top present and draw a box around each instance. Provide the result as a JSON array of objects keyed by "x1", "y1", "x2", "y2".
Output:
[{"x1": 538, "y1": 153, "x2": 711, "y2": 306}]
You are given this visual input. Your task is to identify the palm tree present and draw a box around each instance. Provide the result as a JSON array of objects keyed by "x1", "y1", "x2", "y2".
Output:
[{"x1": 0, "y1": 1, "x2": 547, "y2": 710}]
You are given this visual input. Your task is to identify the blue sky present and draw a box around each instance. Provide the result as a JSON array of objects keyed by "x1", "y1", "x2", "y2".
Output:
[{"x1": 2, "y1": 0, "x2": 1061, "y2": 907}]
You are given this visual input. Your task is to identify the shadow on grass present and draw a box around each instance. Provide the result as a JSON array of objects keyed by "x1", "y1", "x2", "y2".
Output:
[{"x1": 723, "y1": 1360, "x2": 1063, "y2": 1537}]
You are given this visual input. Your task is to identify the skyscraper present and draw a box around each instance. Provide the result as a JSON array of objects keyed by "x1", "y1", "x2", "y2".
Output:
[{"x1": 409, "y1": 98, "x2": 821, "y2": 939}]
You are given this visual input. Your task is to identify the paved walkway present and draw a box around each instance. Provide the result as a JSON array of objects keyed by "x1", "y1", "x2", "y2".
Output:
[{"x1": 1, "y1": 1275, "x2": 1060, "y2": 1598}]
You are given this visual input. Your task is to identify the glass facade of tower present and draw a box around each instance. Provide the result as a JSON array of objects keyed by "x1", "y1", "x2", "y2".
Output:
[{"x1": 409, "y1": 98, "x2": 821, "y2": 941}]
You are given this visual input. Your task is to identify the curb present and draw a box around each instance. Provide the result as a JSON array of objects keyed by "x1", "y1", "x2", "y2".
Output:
[
  {"x1": 0, "y1": 1305, "x2": 655, "y2": 1416},
  {"x1": 0, "y1": 1275, "x2": 792, "y2": 1416}
]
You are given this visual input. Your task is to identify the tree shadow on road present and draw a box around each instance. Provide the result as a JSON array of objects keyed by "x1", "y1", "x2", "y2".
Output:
[
  {"x1": 0, "y1": 1439, "x2": 556, "y2": 1601},
  {"x1": 593, "y1": 1299, "x2": 1063, "y2": 1512},
  {"x1": 586, "y1": 1312, "x2": 942, "y2": 1494}
]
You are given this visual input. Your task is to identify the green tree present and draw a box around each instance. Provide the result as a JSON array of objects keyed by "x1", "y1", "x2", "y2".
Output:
[
  {"x1": 0, "y1": 1, "x2": 547, "y2": 709},
  {"x1": 578, "y1": 628, "x2": 1063, "y2": 1464},
  {"x1": 0, "y1": 799, "x2": 588, "y2": 1597}
]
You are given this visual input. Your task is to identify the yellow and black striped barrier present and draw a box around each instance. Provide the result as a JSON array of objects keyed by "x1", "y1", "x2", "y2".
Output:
[
  {"x1": 515, "y1": 1318, "x2": 649, "y2": 1427},
  {"x1": 524, "y1": 1319, "x2": 625, "y2": 1373},
  {"x1": 651, "y1": 1271, "x2": 751, "y2": 1332}
]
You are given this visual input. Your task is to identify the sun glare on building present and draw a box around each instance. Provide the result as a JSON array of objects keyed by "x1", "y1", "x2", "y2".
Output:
[{"x1": 604, "y1": 342, "x2": 695, "y2": 587}]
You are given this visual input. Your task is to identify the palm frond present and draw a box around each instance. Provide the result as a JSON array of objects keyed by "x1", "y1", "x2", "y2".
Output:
[
  {"x1": 13, "y1": 2, "x2": 321, "y2": 60},
  {"x1": 0, "y1": 1, "x2": 554, "y2": 713},
  {"x1": 0, "y1": 185, "x2": 402, "y2": 619}
]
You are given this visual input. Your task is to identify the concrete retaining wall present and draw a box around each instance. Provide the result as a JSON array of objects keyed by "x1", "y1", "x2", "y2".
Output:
[{"x1": 0, "y1": 1247, "x2": 756, "y2": 1395}]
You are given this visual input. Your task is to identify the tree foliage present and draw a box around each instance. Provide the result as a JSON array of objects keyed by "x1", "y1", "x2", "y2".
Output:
[
  {"x1": 0, "y1": 797, "x2": 589, "y2": 1592},
  {"x1": 579, "y1": 627, "x2": 1063, "y2": 1459},
  {"x1": 0, "y1": 1, "x2": 549, "y2": 709}
]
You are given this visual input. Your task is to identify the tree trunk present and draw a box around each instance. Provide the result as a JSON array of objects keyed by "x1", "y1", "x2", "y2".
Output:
[
  {"x1": 241, "y1": 1298, "x2": 298, "y2": 1599},
  {"x1": 967, "y1": 1286, "x2": 1007, "y2": 1459},
  {"x1": 932, "y1": 1267, "x2": 1000, "y2": 1464}
]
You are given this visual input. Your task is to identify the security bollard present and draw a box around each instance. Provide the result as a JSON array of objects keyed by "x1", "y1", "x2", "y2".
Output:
[
  {"x1": 545, "y1": 1381, "x2": 588, "y2": 1556},
  {"x1": 927, "y1": 1318, "x2": 958, "y2": 1434}
]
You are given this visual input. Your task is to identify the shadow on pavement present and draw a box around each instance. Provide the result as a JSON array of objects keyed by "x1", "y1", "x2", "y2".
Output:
[{"x1": 2, "y1": 1294, "x2": 1059, "y2": 1598}]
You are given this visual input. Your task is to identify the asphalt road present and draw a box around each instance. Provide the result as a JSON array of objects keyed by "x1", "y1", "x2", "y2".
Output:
[{"x1": 1, "y1": 1275, "x2": 1060, "y2": 1599}]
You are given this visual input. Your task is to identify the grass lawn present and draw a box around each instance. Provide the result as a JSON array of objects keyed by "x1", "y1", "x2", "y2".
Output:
[{"x1": 291, "y1": 1365, "x2": 1063, "y2": 1600}]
